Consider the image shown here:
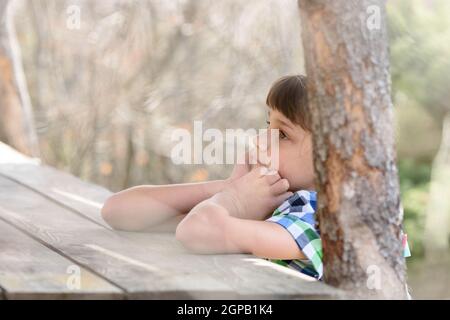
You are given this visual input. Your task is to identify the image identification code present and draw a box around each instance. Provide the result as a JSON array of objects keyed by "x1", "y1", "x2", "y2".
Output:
[{"x1": 177, "y1": 304, "x2": 273, "y2": 317}]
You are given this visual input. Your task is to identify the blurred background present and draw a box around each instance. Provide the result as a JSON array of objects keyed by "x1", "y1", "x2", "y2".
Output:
[{"x1": 2, "y1": 0, "x2": 449, "y2": 298}]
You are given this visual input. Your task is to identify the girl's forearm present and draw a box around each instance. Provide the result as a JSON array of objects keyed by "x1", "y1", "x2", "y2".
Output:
[
  {"x1": 102, "y1": 179, "x2": 229, "y2": 231},
  {"x1": 131, "y1": 179, "x2": 229, "y2": 213}
]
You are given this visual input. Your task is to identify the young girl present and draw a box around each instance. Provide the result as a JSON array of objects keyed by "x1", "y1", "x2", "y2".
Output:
[{"x1": 102, "y1": 75, "x2": 410, "y2": 282}]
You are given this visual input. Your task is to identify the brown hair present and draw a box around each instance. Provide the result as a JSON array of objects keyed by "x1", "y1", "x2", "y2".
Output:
[{"x1": 265, "y1": 74, "x2": 311, "y2": 132}]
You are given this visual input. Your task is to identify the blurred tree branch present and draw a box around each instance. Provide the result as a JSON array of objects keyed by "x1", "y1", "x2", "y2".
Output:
[{"x1": 0, "y1": 0, "x2": 39, "y2": 157}]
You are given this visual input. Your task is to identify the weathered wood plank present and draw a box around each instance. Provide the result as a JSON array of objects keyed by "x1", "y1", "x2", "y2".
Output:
[
  {"x1": 0, "y1": 175, "x2": 341, "y2": 299},
  {"x1": 0, "y1": 163, "x2": 110, "y2": 229},
  {"x1": 0, "y1": 160, "x2": 181, "y2": 233},
  {"x1": 0, "y1": 163, "x2": 187, "y2": 234},
  {"x1": 0, "y1": 176, "x2": 235, "y2": 298},
  {"x1": 0, "y1": 142, "x2": 39, "y2": 165},
  {"x1": 0, "y1": 219, "x2": 123, "y2": 299},
  {"x1": 0, "y1": 141, "x2": 111, "y2": 228}
]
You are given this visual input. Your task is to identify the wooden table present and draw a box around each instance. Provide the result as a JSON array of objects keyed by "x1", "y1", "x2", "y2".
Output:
[{"x1": 0, "y1": 142, "x2": 340, "y2": 299}]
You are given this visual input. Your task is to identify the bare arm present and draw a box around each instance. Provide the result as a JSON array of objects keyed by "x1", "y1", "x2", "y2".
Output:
[
  {"x1": 101, "y1": 180, "x2": 229, "y2": 232},
  {"x1": 175, "y1": 201, "x2": 307, "y2": 260},
  {"x1": 102, "y1": 151, "x2": 253, "y2": 232}
]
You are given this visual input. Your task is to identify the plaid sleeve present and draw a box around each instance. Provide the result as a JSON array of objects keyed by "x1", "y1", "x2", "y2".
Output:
[
  {"x1": 266, "y1": 214, "x2": 323, "y2": 279},
  {"x1": 265, "y1": 191, "x2": 324, "y2": 279},
  {"x1": 264, "y1": 190, "x2": 411, "y2": 280}
]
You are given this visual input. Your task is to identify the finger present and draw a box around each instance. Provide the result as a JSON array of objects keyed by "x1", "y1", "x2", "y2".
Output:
[
  {"x1": 274, "y1": 191, "x2": 294, "y2": 205},
  {"x1": 250, "y1": 164, "x2": 268, "y2": 177},
  {"x1": 271, "y1": 178, "x2": 290, "y2": 194},
  {"x1": 264, "y1": 171, "x2": 281, "y2": 185}
]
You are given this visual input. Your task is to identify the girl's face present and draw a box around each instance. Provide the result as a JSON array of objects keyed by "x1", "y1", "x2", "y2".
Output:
[{"x1": 255, "y1": 108, "x2": 316, "y2": 191}]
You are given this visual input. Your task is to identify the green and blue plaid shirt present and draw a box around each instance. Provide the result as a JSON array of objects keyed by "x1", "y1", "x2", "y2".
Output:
[{"x1": 265, "y1": 190, "x2": 411, "y2": 280}]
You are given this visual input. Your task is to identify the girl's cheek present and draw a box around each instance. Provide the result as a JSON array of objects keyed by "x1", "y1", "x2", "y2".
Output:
[{"x1": 274, "y1": 149, "x2": 286, "y2": 172}]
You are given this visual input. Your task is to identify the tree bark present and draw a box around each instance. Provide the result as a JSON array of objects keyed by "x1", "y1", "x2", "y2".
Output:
[
  {"x1": 298, "y1": 0, "x2": 407, "y2": 298},
  {"x1": 0, "y1": 0, "x2": 39, "y2": 157}
]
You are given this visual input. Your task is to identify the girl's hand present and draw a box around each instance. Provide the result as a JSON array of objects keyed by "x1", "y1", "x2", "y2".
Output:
[
  {"x1": 213, "y1": 166, "x2": 293, "y2": 221},
  {"x1": 227, "y1": 151, "x2": 253, "y2": 183}
]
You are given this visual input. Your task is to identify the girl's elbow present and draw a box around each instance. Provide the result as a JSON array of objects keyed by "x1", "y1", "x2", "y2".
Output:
[
  {"x1": 175, "y1": 212, "x2": 218, "y2": 253},
  {"x1": 175, "y1": 215, "x2": 200, "y2": 250},
  {"x1": 101, "y1": 195, "x2": 125, "y2": 230}
]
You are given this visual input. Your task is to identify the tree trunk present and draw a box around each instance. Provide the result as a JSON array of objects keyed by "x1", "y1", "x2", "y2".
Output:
[
  {"x1": 0, "y1": 0, "x2": 39, "y2": 157},
  {"x1": 298, "y1": 0, "x2": 407, "y2": 298}
]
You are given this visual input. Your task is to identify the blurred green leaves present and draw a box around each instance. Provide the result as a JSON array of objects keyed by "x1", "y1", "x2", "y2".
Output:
[{"x1": 398, "y1": 159, "x2": 431, "y2": 257}]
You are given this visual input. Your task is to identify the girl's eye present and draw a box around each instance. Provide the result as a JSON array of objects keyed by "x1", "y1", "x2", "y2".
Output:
[{"x1": 266, "y1": 121, "x2": 288, "y2": 140}]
